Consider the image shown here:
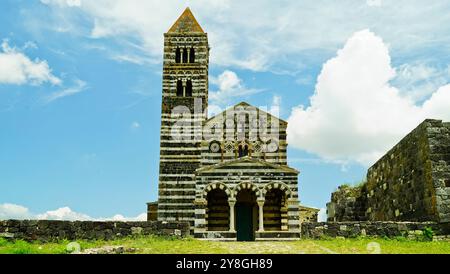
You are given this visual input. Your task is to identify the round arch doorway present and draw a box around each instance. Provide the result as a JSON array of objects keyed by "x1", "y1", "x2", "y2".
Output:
[{"x1": 235, "y1": 189, "x2": 257, "y2": 241}]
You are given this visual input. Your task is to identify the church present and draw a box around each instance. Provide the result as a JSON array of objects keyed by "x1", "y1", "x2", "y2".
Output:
[{"x1": 148, "y1": 8, "x2": 317, "y2": 241}]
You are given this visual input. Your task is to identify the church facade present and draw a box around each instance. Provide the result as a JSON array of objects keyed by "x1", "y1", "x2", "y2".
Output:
[{"x1": 152, "y1": 8, "x2": 306, "y2": 241}]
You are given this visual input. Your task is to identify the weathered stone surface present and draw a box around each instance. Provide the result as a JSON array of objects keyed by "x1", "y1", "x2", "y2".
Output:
[
  {"x1": 301, "y1": 221, "x2": 450, "y2": 239},
  {"x1": 327, "y1": 119, "x2": 450, "y2": 223},
  {"x1": 0, "y1": 220, "x2": 189, "y2": 242}
]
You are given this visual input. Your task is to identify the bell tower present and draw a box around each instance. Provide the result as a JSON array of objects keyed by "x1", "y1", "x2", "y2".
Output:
[{"x1": 157, "y1": 8, "x2": 209, "y2": 226}]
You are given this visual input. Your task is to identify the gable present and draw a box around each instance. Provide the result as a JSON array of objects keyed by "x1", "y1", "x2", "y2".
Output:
[{"x1": 206, "y1": 102, "x2": 288, "y2": 126}]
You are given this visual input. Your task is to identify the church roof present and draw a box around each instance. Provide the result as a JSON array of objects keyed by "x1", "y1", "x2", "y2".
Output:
[
  {"x1": 168, "y1": 7, "x2": 205, "y2": 34},
  {"x1": 206, "y1": 101, "x2": 288, "y2": 125},
  {"x1": 195, "y1": 156, "x2": 299, "y2": 174}
]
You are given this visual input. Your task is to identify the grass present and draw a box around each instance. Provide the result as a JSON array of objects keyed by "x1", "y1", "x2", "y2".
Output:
[{"x1": 1, "y1": 236, "x2": 450, "y2": 254}]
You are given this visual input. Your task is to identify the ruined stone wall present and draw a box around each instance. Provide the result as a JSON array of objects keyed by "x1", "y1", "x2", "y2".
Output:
[
  {"x1": 301, "y1": 221, "x2": 450, "y2": 239},
  {"x1": 428, "y1": 121, "x2": 450, "y2": 222},
  {"x1": 0, "y1": 220, "x2": 189, "y2": 242},
  {"x1": 299, "y1": 205, "x2": 319, "y2": 223},
  {"x1": 327, "y1": 119, "x2": 450, "y2": 223},
  {"x1": 326, "y1": 185, "x2": 367, "y2": 222}
]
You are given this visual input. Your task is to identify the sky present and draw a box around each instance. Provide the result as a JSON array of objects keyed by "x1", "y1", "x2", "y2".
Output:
[{"x1": 1, "y1": 0, "x2": 450, "y2": 222}]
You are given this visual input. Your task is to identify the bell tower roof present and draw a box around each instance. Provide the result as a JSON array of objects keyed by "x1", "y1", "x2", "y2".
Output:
[{"x1": 168, "y1": 7, "x2": 205, "y2": 34}]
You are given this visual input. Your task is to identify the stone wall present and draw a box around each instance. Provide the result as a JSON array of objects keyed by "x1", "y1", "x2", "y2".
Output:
[
  {"x1": 299, "y1": 205, "x2": 320, "y2": 223},
  {"x1": 327, "y1": 185, "x2": 367, "y2": 222},
  {"x1": 0, "y1": 220, "x2": 189, "y2": 242},
  {"x1": 147, "y1": 202, "x2": 158, "y2": 221},
  {"x1": 301, "y1": 221, "x2": 450, "y2": 239},
  {"x1": 327, "y1": 119, "x2": 450, "y2": 223}
]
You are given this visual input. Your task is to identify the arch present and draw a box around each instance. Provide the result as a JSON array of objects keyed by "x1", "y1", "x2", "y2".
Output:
[
  {"x1": 262, "y1": 182, "x2": 292, "y2": 199},
  {"x1": 182, "y1": 48, "x2": 188, "y2": 63},
  {"x1": 186, "y1": 79, "x2": 193, "y2": 97},
  {"x1": 238, "y1": 144, "x2": 249, "y2": 158},
  {"x1": 175, "y1": 47, "x2": 181, "y2": 63},
  {"x1": 189, "y1": 47, "x2": 195, "y2": 63},
  {"x1": 233, "y1": 182, "x2": 261, "y2": 198},
  {"x1": 202, "y1": 182, "x2": 231, "y2": 199},
  {"x1": 176, "y1": 79, "x2": 183, "y2": 97},
  {"x1": 206, "y1": 188, "x2": 229, "y2": 231},
  {"x1": 263, "y1": 188, "x2": 287, "y2": 231}
]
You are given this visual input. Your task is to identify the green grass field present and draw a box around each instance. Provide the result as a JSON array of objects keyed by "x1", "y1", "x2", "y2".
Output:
[{"x1": 1, "y1": 236, "x2": 450, "y2": 254}]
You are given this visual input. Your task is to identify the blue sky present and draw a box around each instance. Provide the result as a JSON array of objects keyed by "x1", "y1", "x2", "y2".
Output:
[{"x1": 1, "y1": 0, "x2": 450, "y2": 221}]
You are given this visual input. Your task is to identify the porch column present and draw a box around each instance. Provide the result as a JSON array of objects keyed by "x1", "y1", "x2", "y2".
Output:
[
  {"x1": 257, "y1": 198, "x2": 265, "y2": 232},
  {"x1": 228, "y1": 198, "x2": 236, "y2": 232}
]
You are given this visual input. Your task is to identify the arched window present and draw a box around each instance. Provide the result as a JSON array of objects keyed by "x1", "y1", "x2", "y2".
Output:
[
  {"x1": 186, "y1": 80, "x2": 193, "y2": 97},
  {"x1": 182, "y1": 48, "x2": 188, "y2": 63},
  {"x1": 175, "y1": 47, "x2": 181, "y2": 63},
  {"x1": 189, "y1": 47, "x2": 195, "y2": 63},
  {"x1": 176, "y1": 80, "x2": 183, "y2": 97},
  {"x1": 238, "y1": 145, "x2": 249, "y2": 158}
]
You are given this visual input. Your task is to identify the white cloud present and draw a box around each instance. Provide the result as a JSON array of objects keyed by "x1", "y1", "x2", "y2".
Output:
[
  {"x1": 36, "y1": 207, "x2": 92, "y2": 221},
  {"x1": 0, "y1": 204, "x2": 33, "y2": 220},
  {"x1": 40, "y1": 0, "x2": 81, "y2": 7},
  {"x1": 45, "y1": 79, "x2": 87, "y2": 103},
  {"x1": 107, "y1": 213, "x2": 147, "y2": 222},
  {"x1": 0, "y1": 40, "x2": 61, "y2": 86},
  {"x1": 38, "y1": 1, "x2": 450, "y2": 73},
  {"x1": 366, "y1": 0, "x2": 382, "y2": 7},
  {"x1": 130, "y1": 121, "x2": 141, "y2": 129},
  {"x1": 0, "y1": 203, "x2": 146, "y2": 221},
  {"x1": 209, "y1": 70, "x2": 261, "y2": 105},
  {"x1": 318, "y1": 208, "x2": 327, "y2": 222},
  {"x1": 392, "y1": 62, "x2": 449, "y2": 102},
  {"x1": 288, "y1": 30, "x2": 450, "y2": 166}
]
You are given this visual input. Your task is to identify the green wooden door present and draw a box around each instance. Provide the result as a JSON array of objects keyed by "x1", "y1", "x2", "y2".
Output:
[{"x1": 236, "y1": 205, "x2": 254, "y2": 241}]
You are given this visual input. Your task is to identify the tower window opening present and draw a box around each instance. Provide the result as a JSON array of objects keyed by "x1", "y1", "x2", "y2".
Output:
[
  {"x1": 186, "y1": 80, "x2": 193, "y2": 97},
  {"x1": 238, "y1": 145, "x2": 249, "y2": 158},
  {"x1": 176, "y1": 80, "x2": 183, "y2": 97},
  {"x1": 189, "y1": 47, "x2": 195, "y2": 63},
  {"x1": 183, "y1": 48, "x2": 188, "y2": 63},
  {"x1": 175, "y1": 47, "x2": 181, "y2": 63}
]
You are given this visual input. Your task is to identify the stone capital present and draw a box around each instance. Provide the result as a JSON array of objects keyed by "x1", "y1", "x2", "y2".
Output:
[
  {"x1": 228, "y1": 198, "x2": 237, "y2": 206},
  {"x1": 194, "y1": 198, "x2": 207, "y2": 206},
  {"x1": 257, "y1": 198, "x2": 265, "y2": 207}
]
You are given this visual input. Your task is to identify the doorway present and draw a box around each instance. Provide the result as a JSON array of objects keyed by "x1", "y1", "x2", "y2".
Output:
[{"x1": 235, "y1": 189, "x2": 256, "y2": 241}]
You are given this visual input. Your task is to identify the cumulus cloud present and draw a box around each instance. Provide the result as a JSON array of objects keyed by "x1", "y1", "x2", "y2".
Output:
[
  {"x1": 36, "y1": 207, "x2": 91, "y2": 221},
  {"x1": 209, "y1": 70, "x2": 261, "y2": 105},
  {"x1": 0, "y1": 40, "x2": 61, "y2": 86},
  {"x1": 288, "y1": 30, "x2": 450, "y2": 166},
  {"x1": 0, "y1": 203, "x2": 146, "y2": 221},
  {"x1": 0, "y1": 204, "x2": 33, "y2": 220}
]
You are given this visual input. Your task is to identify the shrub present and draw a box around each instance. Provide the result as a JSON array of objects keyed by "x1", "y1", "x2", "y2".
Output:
[
  {"x1": 422, "y1": 227, "x2": 434, "y2": 241},
  {"x1": 0, "y1": 237, "x2": 8, "y2": 247},
  {"x1": 11, "y1": 240, "x2": 33, "y2": 254}
]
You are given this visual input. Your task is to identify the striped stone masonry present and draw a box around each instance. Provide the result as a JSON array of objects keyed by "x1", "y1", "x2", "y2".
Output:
[{"x1": 155, "y1": 8, "x2": 303, "y2": 241}]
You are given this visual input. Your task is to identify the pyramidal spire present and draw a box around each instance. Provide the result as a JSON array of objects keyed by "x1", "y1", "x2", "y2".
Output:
[{"x1": 168, "y1": 7, "x2": 204, "y2": 33}]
